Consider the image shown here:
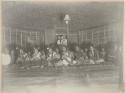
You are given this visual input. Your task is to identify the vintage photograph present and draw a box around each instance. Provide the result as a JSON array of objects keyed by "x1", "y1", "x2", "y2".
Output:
[{"x1": 1, "y1": 0, "x2": 124, "y2": 93}]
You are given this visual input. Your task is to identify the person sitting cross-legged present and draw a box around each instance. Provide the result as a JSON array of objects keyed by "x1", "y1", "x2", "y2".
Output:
[
  {"x1": 88, "y1": 46, "x2": 99, "y2": 64},
  {"x1": 94, "y1": 47, "x2": 106, "y2": 64},
  {"x1": 24, "y1": 51, "x2": 32, "y2": 70},
  {"x1": 46, "y1": 48, "x2": 56, "y2": 67},
  {"x1": 53, "y1": 48, "x2": 61, "y2": 67},
  {"x1": 31, "y1": 48, "x2": 42, "y2": 67},
  {"x1": 61, "y1": 46, "x2": 73, "y2": 66},
  {"x1": 73, "y1": 46, "x2": 84, "y2": 65}
]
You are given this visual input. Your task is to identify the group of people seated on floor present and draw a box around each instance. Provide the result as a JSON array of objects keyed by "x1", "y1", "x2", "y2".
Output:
[
  {"x1": 8, "y1": 43, "x2": 107, "y2": 69},
  {"x1": 2, "y1": 34, "x2": 121, "y2": 70}
]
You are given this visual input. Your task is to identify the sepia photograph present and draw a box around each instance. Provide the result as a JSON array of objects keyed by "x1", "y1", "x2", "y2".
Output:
[{"x1": 1, "y1": 0, "x2": 124, "y2": 93}]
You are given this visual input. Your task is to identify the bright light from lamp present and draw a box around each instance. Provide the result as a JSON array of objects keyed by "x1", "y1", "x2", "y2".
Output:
[{"x1": 64, "y1": 14, "x2": 71, "y2": 21}]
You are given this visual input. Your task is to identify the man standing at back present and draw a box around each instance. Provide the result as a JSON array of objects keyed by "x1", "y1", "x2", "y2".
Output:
[{"x1": 61, "y1": 35, "x2": 68, "y2": 46}]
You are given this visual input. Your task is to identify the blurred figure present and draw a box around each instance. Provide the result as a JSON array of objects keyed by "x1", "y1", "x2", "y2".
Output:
[
  {"x1": 52, "y1": 48, "x2": 61, "y2": 67},
  {"x1": 96, "y1": 47, "x2": 105, "y2": 64},
  {"x1": 10, "y1": 49, "x2": 15, "y2": 65},
  {"x1": 2, "y1": 48, "x2": 11, "y2": 66},
  {"x1": 32, "y1": 48, "x2": 41, "y2": 61},
  {"x1": 40, "y1": 50, "x2": 47, "y2": 68},
  {"x1": 15, "y1": 46, "x2": 20, "y2": 64},
  {"x1": 31, "y1": 48, "x2": 42, "y2": 68},
  {"x1": 46, "y1": 48, "x2": 55, "y2": 67},
  {"x1": 24, "y1": 51, "x2": 32, "y2": 70},
  {"x1": 88, "y1": 46, "x2": 99, "y2": 64},
  {"x1": 74, "y1": 46, "x2": 84, "y2": 65},
  {"x1": 56, "y1": 35, "x2": 63, "y2": 52},
  {"x1": 99, "y1": 48, "x2": 106, "y2": 60},
  {"x1": 80, "y1": 49, "x2": 86, "y2": 64},
  {"x1": 16, "y1": 49, "x2": 26, "y2": 66},
  {"x1": 54, "y1": 48, "x2": 61, "y2": 60},
  {"x1": 84, "y1": 48, "x2": 88, "y2": 58},
  {"x1": 57, "y1": 35, "x2": 61, "y2": 45},
  {"x1": 61, "y1": 35, "x2": 68, "y2": 46},
  {"x1": 61, "y1": 46, "x2": 73, "y2": 66}
]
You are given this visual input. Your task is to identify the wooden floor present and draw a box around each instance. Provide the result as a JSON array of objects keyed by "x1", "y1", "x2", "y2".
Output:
[{"x1": 2, "y1": 64, "x2": 120, "y2": 92}]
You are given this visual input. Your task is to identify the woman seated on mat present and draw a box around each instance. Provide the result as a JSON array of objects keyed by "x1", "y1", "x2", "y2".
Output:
[
  {"x1": 31, "y1": 48, "x2": 41, "y2": 62},
  {"x1": 61, "y1": 46, "x2": 74, "y2": 66}
]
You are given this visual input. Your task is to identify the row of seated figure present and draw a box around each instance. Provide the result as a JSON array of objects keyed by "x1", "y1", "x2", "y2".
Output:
[{"x1": 14, "y1": 45, "x2": 106, "y2": 69}]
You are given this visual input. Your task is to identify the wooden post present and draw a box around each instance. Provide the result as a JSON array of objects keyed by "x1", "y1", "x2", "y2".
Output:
[
  {"x1": 21, "y1": 32, "x2": 22, "y2": 47},
  {"x1": 16, "y1": 31, "x2": 17, "y2": 45},
  {"x1": 97, "y1": 31, "x2": 99, "y2": 45},
  {"x1": 41, "y1": 32, "x2": 43, "y2": 45},
  {"x1": 4, "y1": 31, "x2": 6, "y2": 45},
  {"x1": 9, "y1": 30, "x2": 11, "y2": 44},
  {"x1": 81, "y1": 31, "x2": 83, "y2": 42},
  {"x1": 104, "y1": 29, "x2": 106, "y2": 44},
  {"x1": 92, "y1": 31, "x2": 93, "y2": 44},
  {"x1": 77, "y1": 31, "x2": 80, "y2": 45},
  {"x1": 83, "y1": 31, "x2": 85, "y2": 42},
  {"x1": 36, "y1": 32, "x2": 37, "y2": 45},
  {"x1": 67, "y1": 23, "x2": 69, "y2": 44},
  {"x1": 36, "y1": 32, "x2": 37, "y2": 41},
  {"x1": 43, "y1": 30, "x2": 45, "y2": 50},
  {"x1": 30, "y1": 32, "x2": 31, "y2": 37},
  {"x1": 25, "y1": 32, "x2": 27, "y2": 47},
  {"x1": 85, "y1": 31, "x2": 87, "y2": 41},
  {"x1": 123, "y1": 31, "x2": 125, "y2": 90}
]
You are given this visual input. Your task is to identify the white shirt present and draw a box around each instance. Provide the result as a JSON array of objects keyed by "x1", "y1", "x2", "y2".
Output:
[
  {"x1": 61, "y1": 39, "x2": 68, "y2": 46},
  {"x1": 57, "y1": 40, "x2": 62, "y2": 45},
  {"x1": 2, "y1": 53, "x2": 11, "y2": 66}
]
